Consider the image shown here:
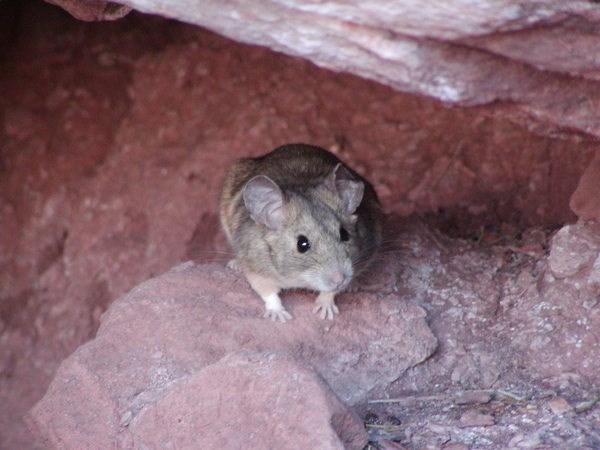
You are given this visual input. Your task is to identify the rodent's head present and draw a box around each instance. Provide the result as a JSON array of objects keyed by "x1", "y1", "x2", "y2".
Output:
[{"x1": 242, "y1": 164, "x2": 364, "y2": 292}]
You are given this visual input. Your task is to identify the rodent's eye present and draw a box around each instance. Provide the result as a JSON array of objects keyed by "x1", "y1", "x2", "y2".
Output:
[
  {"x1": 339, "y1": 226, "x2": 350, "y2": 242},
  {"x1": 297, "y1": 235, "x2": 311, "y2": 253}
]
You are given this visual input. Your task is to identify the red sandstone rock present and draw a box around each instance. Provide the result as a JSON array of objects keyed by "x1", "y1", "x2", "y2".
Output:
[
  {"x1": 548, "y1": 221, "x2": 600, "y2": 279},
  {"x1": 509, "y1": 220, "x2": 600, "y2": 381},
  {"x1": 31, "y1": 350, "x2": 368, "y2": 449},
  {"x1": 357, "y1": 219, "x2": 600, "y2": 447},
  {"x1": 27, "y1": 262, "x2": 436, "y2": 447},
  {"x1": 45, "y1": 0, "x2": 130, "y2": 21},
  {"x1": 26, "y1": 219, "x2": 600, "y2": 448},
  {"x1": 3, "y1": 4, "x2": 600, "y2": 448},
  {"x1": 547, "y1": 397, "x2": 573, "y2": 416},
  {"x1": 570, "y1": 151, "x2": 600, "y2": 221},
  {"x1": 47, "y1": 0, "x2": 600, "y2": 139},
  {"x1": 131, "y1": 351, "x2": 367, "y2": 449},
  {"x1": 458, "y1": 410, "x2": 495, "y2": 428}
]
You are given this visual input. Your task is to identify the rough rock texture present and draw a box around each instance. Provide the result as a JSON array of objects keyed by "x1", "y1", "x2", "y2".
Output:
[
  {"x1": 129, "y1": 351, "x2": 367, "y2": 450},
  {"x1": 530, "y1": 221, "x2": 600, "y2": 380},
  {"x1": 49, "y1": 0, "x2": 600, "y2": 139},
  {"x1": 27, "y1": 262, "x2": 435, "y2": 448},
  {"x1": 356, "y1": 218, "x2": 600, "y2": 448},
  {"x1": 356, "y1": 218, "x2": 600, "y2": 388},
  {"x1": 32, "y1": 350, "x2": 369, "y2": 450},
  {"x1": 28, "y1": 218, "x2": 600, "y2": 448},
  {"x1": 1, "y1": 2, "x2": 600, "y2": 448},
  {"x1": 570, "y1": 150, "x2": 600, "y2": 221},
  {"x1": 45, "y1": 0, "x2": 131, "y2": 20}
]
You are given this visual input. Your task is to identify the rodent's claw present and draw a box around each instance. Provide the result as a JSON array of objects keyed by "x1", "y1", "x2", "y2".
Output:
[
  {"x1": 263, "y1": 308, "x2": 292, "y2": 323},
  {"x1": 313, "y1": 303, "x2": 340, "y2": 321},
  {"x1": 313, "y1": 292, "x2": 340, "y2": 320},
  {"x1": 226, "y1": 259, "x2": 243, "y2": 273}
]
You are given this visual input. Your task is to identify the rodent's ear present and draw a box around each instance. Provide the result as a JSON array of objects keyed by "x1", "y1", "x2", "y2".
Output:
[
  {"x1": 243, "y1": 175, "x2": 286, "y2": 230},
  {"x1": 328, "y1": 164, "x2": 364, "y2": 214}
]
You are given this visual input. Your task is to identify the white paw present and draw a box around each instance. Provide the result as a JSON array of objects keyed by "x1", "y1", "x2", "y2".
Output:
[
  {"x1": 263, "y1": 307, "x2": 292, "y2": 323},
  {"x1": 313, "y1": 301, "x2": 339, "y2": 320},
  {"x1": 226, "y1": 259, "x2": 243, "y2": 273}
]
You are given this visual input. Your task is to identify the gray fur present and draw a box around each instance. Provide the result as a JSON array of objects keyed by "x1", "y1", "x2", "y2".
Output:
[{"x1": 219, "y1": 143, "x2": 382, "y2": 292}]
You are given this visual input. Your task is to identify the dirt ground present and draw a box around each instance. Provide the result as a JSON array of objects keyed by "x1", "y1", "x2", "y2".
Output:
[{"x1": 1, "y1": 1, "x2": 599, "y2": 448}]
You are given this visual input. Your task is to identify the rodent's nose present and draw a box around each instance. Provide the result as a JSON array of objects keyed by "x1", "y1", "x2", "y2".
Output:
[
  {"x1": 330, "y1": 271, "x2": 344, "y2": 286},
  {"x1": 327, "y1": 270, "x2": 349, "y2": 290}
]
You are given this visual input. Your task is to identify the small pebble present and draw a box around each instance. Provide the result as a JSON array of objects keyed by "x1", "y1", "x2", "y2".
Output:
[
  {"x1": 508, "y1": 432, "x2": 541, "y2": 448},
  {"x1": 443, "y1": 444, "x2": 469, "y2": 450},
  {"x1": 428, "y1": 423, "x2": 449, "y2": 434},
  {"x1": 459, "y1": 410, "x2": 495, "y2": 427},
  {"x1": 455, "y1": 390, "x2": 492, "y2": 405},
  {"x1": 119, "y1": 410, "x2": 133, "y2": 427},
  {"x1": 574, "y1": 397, "x2": 599, "y2": 413},
  {"x1": 547, "y1": 397, "x2": 573, "y2": 415}
]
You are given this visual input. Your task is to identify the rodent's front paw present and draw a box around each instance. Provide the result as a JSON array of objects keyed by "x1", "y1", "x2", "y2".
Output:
[
  {"x1": 313, "y1": 303, "x2": 339, "y2": 320},
  {"x1": 263, "y1": 307, "x2": 293, "y2": 323},
  {"x1": 313, "y1": 292, "x2": 339, "y2": 320},
  {"x1": 226, "y1": 258, "x2": 243, "y2": 273}
]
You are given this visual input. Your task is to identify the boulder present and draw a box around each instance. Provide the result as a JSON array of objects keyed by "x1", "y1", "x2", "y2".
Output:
[
  {"x1": 27, "y1": 262, "x2": 437, "y2": 448},
  {"x1": 520, "y1": 220, "x2": 600, "y2": 380},
  {"x1": 31, "y1": 350, "x2": 368, "y2": 449},
  {"x1": 548, "y1": 221, "x2": 600, "y2": 279},
  {"x1": 570, "y1": 151, "x2": 600, "y2": 221},
  {"x1": 130, "y1": 350, "x2": 368, "y2": 450}
]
